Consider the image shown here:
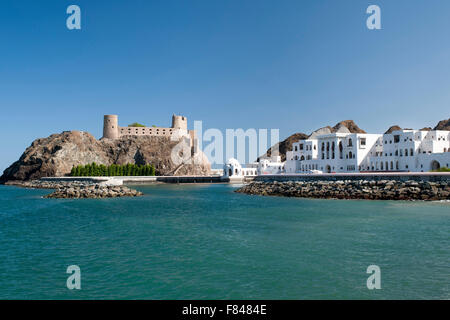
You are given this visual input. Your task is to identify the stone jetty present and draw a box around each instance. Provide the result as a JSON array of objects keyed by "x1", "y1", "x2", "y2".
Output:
[
  {"x1": 236, "y1": 180, "x2": 450, "y2": 201},
  {"x1": 7, "y1": 180, "x2": 143, "y2": 199}
]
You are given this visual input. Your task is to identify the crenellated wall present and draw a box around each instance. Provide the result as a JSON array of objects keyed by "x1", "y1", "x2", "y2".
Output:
[{"x1": 102, "y1": 114, "x2": 195, "y2": 143}]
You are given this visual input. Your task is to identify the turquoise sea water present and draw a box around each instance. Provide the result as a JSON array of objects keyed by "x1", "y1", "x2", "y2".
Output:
[{"x1": 0, "y1": 184, "x2": 448, "y2": 299}]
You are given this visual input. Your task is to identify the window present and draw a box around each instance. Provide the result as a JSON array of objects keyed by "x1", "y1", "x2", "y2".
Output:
[
  {"x1": 348, "y1": 138, "x2": 353, "y2": 147},
  {"x1": 299, "y1": 144, "x2": 304, "y2": 150},
  {"x1": 360, "y1": 138, "x2": 366, "y2": 146}
]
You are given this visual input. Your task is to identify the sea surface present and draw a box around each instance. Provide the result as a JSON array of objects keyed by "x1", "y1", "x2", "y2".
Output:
[{"x1": 0, "y1": 184, "x2": 448, "y2": 299}]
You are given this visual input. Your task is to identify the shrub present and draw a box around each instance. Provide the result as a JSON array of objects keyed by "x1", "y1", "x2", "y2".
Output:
[
  {"x1": 432, "y1": 167, "x2": 450, "y2": 172},
  {"x1": 128, "y1": 123, "x2": 145, "y2": 127},
  {"x1": 69, "y1": 163, "x2": 156, "y2": 177}
]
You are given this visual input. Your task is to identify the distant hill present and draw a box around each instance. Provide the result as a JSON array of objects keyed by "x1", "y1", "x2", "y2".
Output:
[
  {"x1": 384, "y1": 125, "x2": 402, "y2": 134},
  {"x1": 258, "y1": 132, "x2": 309, "y2": 162},
  {"x1": 260, "y1": 120, "x2": 365, "y2": 162},
  {"x1": 434, "y1": 118, "x2": 450, "y2": 131},
  {"x1": 384, "y1": 118, "x2": 449, "y2": 134},
  {"x1": 332, "y1": 120, "x2": 366, "y2": 134}
]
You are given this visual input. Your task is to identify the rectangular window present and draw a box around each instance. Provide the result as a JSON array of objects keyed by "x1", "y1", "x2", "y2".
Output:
[
  {"x1": 360, "y1": 138, "x2": 366, "y2": 146},
  {"x1": 394, "y1": 135, "x2": 400, "y2": 143}
]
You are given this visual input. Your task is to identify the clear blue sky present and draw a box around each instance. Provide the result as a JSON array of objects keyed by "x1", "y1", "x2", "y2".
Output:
[{"x1": 1, "y1": 0, "x2": 450, "y2": 171}]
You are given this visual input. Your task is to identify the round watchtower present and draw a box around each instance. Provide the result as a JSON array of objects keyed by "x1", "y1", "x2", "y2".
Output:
[
  {"x1": 103, "y1": 115, "x2": 119, "y2": 139},
  {"x1": 171, "y1": 115, "x2": 188, "y2": 130}
]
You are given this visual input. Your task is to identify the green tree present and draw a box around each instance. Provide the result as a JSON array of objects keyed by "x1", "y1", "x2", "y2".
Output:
[{"x1": 128, "y1": 123, "x2": 145, "y2": 127}]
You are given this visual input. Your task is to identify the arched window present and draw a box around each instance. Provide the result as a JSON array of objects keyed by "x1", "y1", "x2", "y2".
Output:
[
  {"x1": 300, "y1": 156, "x2": 305, "y2": 161},
  {"x1": 339, "y1": 141, "x2": 343, "y2": 159},
  {"x1": 348, "y1": 138, "x2": 353, "y2": 147},
  {"x1": 405, "y1": 149, "x2": 408, "y2": 156},
  {"x1": 390, "y1": 161, "x2": 393, "y2": 170},
  {"x1": 396, "y1": 161, "x2": 399, "y2": 170},
  {"x1": 349, "y1": 151, "x2": 353, "y2": 159},
  {"x1": 410, "y1": 148, "x2": 414, "y2": 156}
]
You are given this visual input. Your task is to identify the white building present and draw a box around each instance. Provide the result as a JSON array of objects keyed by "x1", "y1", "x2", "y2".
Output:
[
  {"x1": 285, "y1": 129, "x2": 450, "y2": 173},
  {"x1": 222, "y1": 156, "x2": 285, "y2": 181}
]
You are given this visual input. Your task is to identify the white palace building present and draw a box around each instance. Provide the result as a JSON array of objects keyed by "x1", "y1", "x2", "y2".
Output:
[{"x1": 285, "y1": 128, "x2": 450, "y2": 174}]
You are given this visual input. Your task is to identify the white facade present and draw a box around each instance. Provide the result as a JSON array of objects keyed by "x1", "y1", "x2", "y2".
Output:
[
  {"x1": 285, "y1": 129, "x2": 450, "y2": 173},
  {"x1": 222, "y1": 156, "x2": 284, "y2": 179}
]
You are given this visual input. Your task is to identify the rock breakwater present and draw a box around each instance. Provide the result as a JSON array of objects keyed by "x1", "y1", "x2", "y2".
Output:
[
  {"x1": 236, "y1": 180, "x2": 450, "y2": 201},
  {"x1": 6, "y1": 180, "x2": 143, "y2": 199}
]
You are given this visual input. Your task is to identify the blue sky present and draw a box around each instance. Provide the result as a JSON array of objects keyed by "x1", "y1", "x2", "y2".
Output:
[{"x1": 1, "y1": 0, "x2": 450, "y2": 171}]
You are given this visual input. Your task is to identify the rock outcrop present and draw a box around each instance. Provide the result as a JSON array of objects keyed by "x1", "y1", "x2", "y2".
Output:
[
  {"x1": 331, "y1": 120, "x2": 366, "y2": 134},
  {"x1": 434, "y1": 118, "x2": 450, "y2": 131},
  {"x1": 385, "y1": 125, "x2": 402, "y2": 134},
  {"x1": 258, "y1": 132, "x2": 309, "y2": 162},
  {"x1": 44, "y1": 184, "x2": 143, "y2": 199},
  {"x1": 0, "y1": 131, "x2": 211, "y2": 183}
]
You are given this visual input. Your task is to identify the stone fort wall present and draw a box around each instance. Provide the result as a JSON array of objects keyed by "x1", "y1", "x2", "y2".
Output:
[{"x1": 102, "y1": 114, "x2": 195, "y2": 140}]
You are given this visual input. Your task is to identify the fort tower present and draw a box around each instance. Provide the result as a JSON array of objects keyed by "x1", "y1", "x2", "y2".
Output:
[
  {"x1": 103, "y1": 115, "x2": 119, "y2": 139},
  {"x1": 171, "y1": 115, "x2": 188, "y2": 130}
]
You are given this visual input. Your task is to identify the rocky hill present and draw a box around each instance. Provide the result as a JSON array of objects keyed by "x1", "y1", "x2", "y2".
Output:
[
  {"x1": 384, "y1": 118, "x2": 449, "y2": 134},
  {"x1": 258, "y1": 132, "x2": 309, "y2": 162},
  {"x1": 0, "y1": 131, "x2": 211, "y2": 183},
  {"x1": 332, "y1": 120, "x2": 366, "y2": 134},
  {"x1": 260, "y1": 120, "x2": 365, "y2": 161},
  {"x1": 434, "y1": 118, "x2": 450, "y2": 131},
  {"x1": 384, "y1": 125, "x2": 402, "y2": 134}
]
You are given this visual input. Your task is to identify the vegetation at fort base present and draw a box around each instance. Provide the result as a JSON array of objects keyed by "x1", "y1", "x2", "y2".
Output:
[
  {"x1": 432, "y1": 167, "x2": 450, "y2": 172},
  {"x1": 128, "y1": 123, "x2": 146, "y2": 127},
  {"x1": 70, "y1": 162, "x2": 156, "y2": 177}
]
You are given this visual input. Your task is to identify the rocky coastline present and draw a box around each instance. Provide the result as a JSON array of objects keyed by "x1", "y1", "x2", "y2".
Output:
[
  {"x1": 236, "y1": 180, "x2": 450, "y2": 201},
  {"x1": 6, "y1": 180, "x2": 143, "y2": 199}
]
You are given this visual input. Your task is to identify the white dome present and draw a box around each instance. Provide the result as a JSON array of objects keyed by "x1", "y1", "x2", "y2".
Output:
[{"x1": 226, "y1": 158, "x2": 242, "y2": 168}]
